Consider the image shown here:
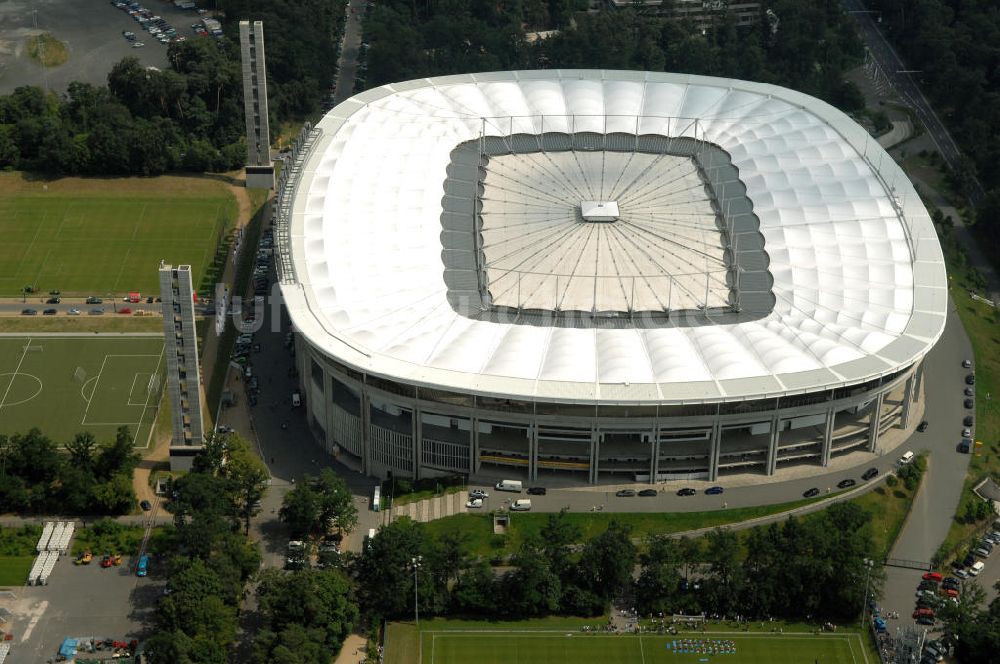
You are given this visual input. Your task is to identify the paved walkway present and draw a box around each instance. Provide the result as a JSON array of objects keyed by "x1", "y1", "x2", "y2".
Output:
[{"x1": 877, "y1": 120, "x2": 913, "y2": 149}]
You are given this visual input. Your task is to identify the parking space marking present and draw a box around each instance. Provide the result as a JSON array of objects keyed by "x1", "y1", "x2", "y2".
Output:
[{"x1": 19, "y1": 599, "x2": 48, "y2": 643}]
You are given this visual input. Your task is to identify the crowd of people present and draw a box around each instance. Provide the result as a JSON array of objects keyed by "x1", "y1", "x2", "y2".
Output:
[{"x1": 665, "y1": 638, "x2": 737, "y2": 655}]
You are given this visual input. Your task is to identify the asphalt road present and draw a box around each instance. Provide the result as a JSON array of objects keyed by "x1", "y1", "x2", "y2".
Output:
[
  {"x1": 841, "y1": 0, "x2": 985, "y2": 203},
  {"x1": 332, "y1": 0, "x2": 367, "y2": 105},
  {"x1": 0, "y1": 0, "x2": 206, "y2": 94},
  {"x1": 878, "y1": 302, "x2": 974, "y2": 633}
]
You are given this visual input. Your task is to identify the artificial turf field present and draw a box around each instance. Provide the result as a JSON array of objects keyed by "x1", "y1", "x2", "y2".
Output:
[
  {"x1": 419, "y1": 632, "x2": 869, "y2": 664},
  {"x1": 0, "y1": 173, "x2": 236, "y2": 296},
  {"x1": 0, "y1": 335, "x2": 165, "y2": 447}
]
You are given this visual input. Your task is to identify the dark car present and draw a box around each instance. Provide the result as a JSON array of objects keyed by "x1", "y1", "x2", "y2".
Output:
[
  {"x1": 963, "y1": 553, "x2": 976, "y2": 567},
  {"x1": 964, "y1": 415, "x2": 975, "y2": 427},
  {"x1": 837, "y1": 479, "x2": 856, "y2": 489},
  {"x1": 964, "y1": 398, "x2": 975, "y2": 409},
  {"x1": 803, "y1": 487, "x2": 820, "y2": 498},
  {"x1": 89, "y1": 308, "x2": 104, "y2": 315},
  {"x1": 615, "y1": 489, "x2": 636, "y2": 497},
  {"x1": 638, "y1": 489, "x2": 658, "y2": 497},
  {"x1": 917, "y1": 420, "x2": 929, "y2": 432},
  {"x1": 21, "y1": 308, "x2": 36, "y2": 315},
  {"x1": 86, "y1": 296, "x2": 102, "y2": 304},
  {"x1": 43, "y1": 308, "x2": 57, "y2": 315},
  {"x1": 526, "y1": 487, "x2": 547, "y2": 496},
  {"x1": 140, "y1": 500, "x2": 152, "y2": 511},
  {"x1": 705, "y1": 486, "x2": 724, "y2": 495},
  {"x1": 46, "y1": 297, "x2": 60, "y2": 304},
  {"x1": 916, "y1": 615, "x2": 935, "y2": 626},
  {"x1": 959, "y1": 439, "x2": 972, "y2": 454},
  {"x1": 966, "y1": 373, "x2": 976, "y2": 385},
  {"x1": 676, "y1": 488, "x2": 696, "y2": 497},
  {"x1": 965, "y1": 387, "x2": 975, "y2": 397},
  {"x1": 862, "y1": 467, "x2": 879, "y2": 481}
]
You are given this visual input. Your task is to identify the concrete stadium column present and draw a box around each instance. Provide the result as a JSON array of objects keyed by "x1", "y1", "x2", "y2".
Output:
[
  {"x1": 325, "y1": 372, "x2": 337, "y2": 455},
  {"x1": 649, "y1": 432, "x2": 660, "y2": 484},
  {"x1": 588, "y1": 428, "x2": 600, "y2": 484},
  {"x1": 412, "y1": 407, "x2": 422, "y2": 481},
  {"x1": 821, "y1": 407, "x2": 835, "y2": 467},
  {"x1": 867, "y1": 392, "x2": 885, "y2": 453},
  {"x1": 765, "y1": 415, "x2": 780, "y2": 475},
  {"x1": 360, "y1": 390, "x2": 372, "y2": 475},
  {"x1": 708, "y1": 421, "x2": 722, "y2": 481},
  {"x1": 900, "y1": 375, "x2": 915, "y2": 429},
  {"x1": 913, "y1": 362, "x2": 924, "y2": 403},
  {"x1": 528, "y1": 424, "x2": 539, "y2": 481},
  {"x1": 471, "y1": 417, "x2": 481, "y2": 474}
]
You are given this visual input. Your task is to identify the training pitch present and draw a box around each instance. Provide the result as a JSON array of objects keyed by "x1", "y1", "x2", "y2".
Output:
[
  {"x1": 0, "y1": 335, "x2": 165, "y2": 447},
  {"x1": 0, "y1": 173, "x2": 235, "y2": 296},
  {"x1": 416, "y1": 631, "x2": 870, "y2": 664}
]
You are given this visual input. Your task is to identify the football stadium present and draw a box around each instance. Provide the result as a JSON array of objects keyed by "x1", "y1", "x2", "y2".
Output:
[{"x1": 277, "y1": 70, "x2": 947, "y2": 485}]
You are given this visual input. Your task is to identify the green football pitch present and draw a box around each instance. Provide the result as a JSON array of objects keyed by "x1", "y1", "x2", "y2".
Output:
[
  {"x1": 0, "y1": 175, "x2": 236, "y2": 296},
  {"x1": 419, "y1": 631, "x2": 870, "y2": 664},
  {"x1": 0, "y1": 335, "x2": 165, "y2": 447}
]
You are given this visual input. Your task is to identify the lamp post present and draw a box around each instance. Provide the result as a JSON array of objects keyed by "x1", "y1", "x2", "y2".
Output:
[
  {"x1": 860, "y1": 558, "x2": 874, "y2": 626},
  {"x1": 411, "y1": 555, "x2": 423, "y2": 625}
]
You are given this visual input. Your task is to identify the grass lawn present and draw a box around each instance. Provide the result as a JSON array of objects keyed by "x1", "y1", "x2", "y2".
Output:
[
  {"x1": 27, "y1": 32, "x2": 68, "y2": 67},
  {"x1": 846, "y1": 476, "x2": 920, "y2": 560},
  {"x1": 0, "y1": 335, "x2": 165, "y2": 446},
  {"x1": 0, "y1": 556, "x2": 34, "y2": 586},
  {"x1": 422, "y1": 494, "x2": 833, "y2": 558},
  {"x1": 0, "y1": 172, "x2": 237, "y2": 297},
  {"x1": 0, "y1": 316, "x2": 164, "y2": 333},
  {"x1": 386, "y1": 619, "x2": 872, "y2": 664}
]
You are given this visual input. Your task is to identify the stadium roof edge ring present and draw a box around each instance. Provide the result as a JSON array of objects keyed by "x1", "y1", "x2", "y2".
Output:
[{"x1": 283, "y1": 70, "x2": 947, "y2": 406}]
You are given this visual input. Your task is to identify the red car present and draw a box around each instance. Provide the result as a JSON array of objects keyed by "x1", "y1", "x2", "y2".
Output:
[
  {"x1": 100, "y1": 555, "x2": 113, "y2": 568},
  {"x1": 912, "y1": 608, "x2": 935, "y2": 619},
  {"x1": 943, "y1": 588, "x2": 959, "y2": 598},
  {"x1": 922, "y1": 572, "x2": 943, "y2": 582}
]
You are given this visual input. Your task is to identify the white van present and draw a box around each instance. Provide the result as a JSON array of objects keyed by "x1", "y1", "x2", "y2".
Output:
[
  {"x1": 365, "y1": 528, "x2": 376, "y2": 550},
  {"x1": 510, "y1": 499, "x2": 532, "y2": 511},
  {"x1": 495, "y1": 479, "x2": 523, "y2": 492},
  {"x1": 898, "y1": 450, "x2": 915, "y2": 465},
  {"x1": 970, "y1": 561, "x2": 985, "y2": 576}
]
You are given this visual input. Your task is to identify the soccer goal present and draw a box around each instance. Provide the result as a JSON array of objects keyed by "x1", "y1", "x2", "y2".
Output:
[
  {"x1": 671, "y1": 614, "x2": 707, "y2": 626},
  {"x1": 73, "y1": 366, "x2": 87, "y2": 383},
  {"x1": 146, "y1": 374, "x2": 161, "y2": 396},
  {"x1": 23, "y1": 345, "x2": 43, "y2": 353}
]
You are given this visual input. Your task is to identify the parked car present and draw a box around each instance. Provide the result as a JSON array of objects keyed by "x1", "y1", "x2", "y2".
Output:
[
  {"x1": 43, "y1": 308, "x2": 56, "y2": 315},
  {"x1": 962, "y1": 428, "x2": 972, "y2": 438},
  {"x1": 46, "y1": 297, "x2": 60, "y2": 303},
  {"x1": 119, "y1": 307, "x2": 132, "y2": 314},
  {"x1": 465, "y1": 498, "x2": 484, "y2": 509},
  {"x1": 966, "y1": 373, "x2": 976, "y2": 385},
  {"x1": 86, "y1": 296, "x2": 102, "y2": 304},
  {"x1": 67, "y1": 308, "x2": 80, "y2": 315},
  {"x1": 705, "y1": 486, "x2": 724, "y2": 495},
  {"x1": 973, "y1": 547, "x2": 990, "y2": 558},
  {"x1": 803, "y1": 487, "x2": 820, "y2": 498},
  {"x1": 917, "y1": 420, "x2": 929, "y2": 432},
  {"x1": 140, "y1": 500, "x2": 152, "y2": 511},
  {"x1": 615, "y1": 489, "x2": 636, "y2": 497},
  {"x1": 837, "y1": 479, "x2": 856, "y2": 489},
  {"x1": 970, "y1": 561, "x2": 985, "y2": 576},
  {"x1": 942, "y1": 588, "x2": 960, "y2": 598},
  {"x1": 916, "y1": 615, "x2": 935, "y2": 626},
  {"x1": 965, "y1": 387, "x2": 975, "y2": 397},
  {"x1": 89, "y1": 308, "x2": 104, "y2": 315},
  {"x1": 918, "y1": 580, "x2": 938, "y2": 591},
  {"x1": 676, "y1": 488, "x2": 696, "y2": 496},
  {"x1": 954, "y1": 568, "x2": 970, "y2": 579},
  {"x1": 526, "y1": 487, "x2": 547, "y2": 496},
  {"x1": 20, "y1": 308, "x2": 36, "y2": 315},
  {"x1": 964, "y1": 415, "x2": 975, "y2": 427},
  {"x1": 469, "y1": 489, "x2": 488, "y2": 500},
  {"x1": 922, "y1": 572, "x2": 943, "y2": 582},
  {"x1": 912, "y1": 608, "x2": 935, "y2": 619},
  {"x1": 862, "y1": 467, "x2": 879, "y2": 481},
  {"x1": 638, "y1": 489, "x2": 658, "y2": 497}
]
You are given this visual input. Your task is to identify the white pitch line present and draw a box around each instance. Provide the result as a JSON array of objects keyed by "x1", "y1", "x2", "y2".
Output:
[
  {"x1": 638, "y1": 634, "x2": 646, "y2": 664},
  {"x1": 0, "y1": 338, "x2": 32, "y2": 411},
  {"x1": 136, "y1": 347, "x2": 165, "y2": 441},
  {"x1": 80, "y1": 354, "x2": 110, "y2": 425}
]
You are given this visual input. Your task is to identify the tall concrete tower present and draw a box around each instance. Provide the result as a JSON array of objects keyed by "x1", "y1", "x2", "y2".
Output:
[
  {"x1": 240, "y1": 20, "x2": 274, "y2": 189},
  {"x1": 159, "y1": 263, "x2": 205, "y2": 470}
]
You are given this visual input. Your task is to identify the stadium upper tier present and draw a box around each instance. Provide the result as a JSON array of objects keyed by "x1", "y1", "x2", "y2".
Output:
[{"x1": 283, "y1": 70, "x2": 947, "y2": 405}]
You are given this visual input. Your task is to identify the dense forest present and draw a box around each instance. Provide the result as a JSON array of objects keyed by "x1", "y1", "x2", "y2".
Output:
[
  {"x1": 361, "y1": 0, "x2": 865, "y2": 112},
  {"x1": 0, "y1": 0, "x2": 345, "y2": 176},
  {"x1": 866, "y1": 0, "x2": 1000, "y2": 257}
]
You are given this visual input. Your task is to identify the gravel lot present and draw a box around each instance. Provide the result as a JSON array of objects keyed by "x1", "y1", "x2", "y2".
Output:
[
  {"x1": 0, "y1": 550, "x2": 162, "y2": 664},
  {"x1": 0, "y1": 0, "x2": 207, "y2": 94}
]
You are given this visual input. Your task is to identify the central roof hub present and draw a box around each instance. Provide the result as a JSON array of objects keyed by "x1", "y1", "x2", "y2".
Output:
[{"x1": 580, "y1": 200, "x2": 620, "y2": 222}]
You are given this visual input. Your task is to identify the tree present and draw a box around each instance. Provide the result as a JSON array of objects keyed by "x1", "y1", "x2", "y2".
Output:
[
  {"x1": 66, "y1": 432, "x2": 98, "y2": 474},
  {"x1": 703, "y1": 528, "x2": 744, "y2": 616},
  {"x1": 96, "y1": 426, "x2": 140, "y2": 479},
  {"x1": 501, "y1": 546, "x2": 562, "y2": 617},
  {"x1": 313, "y1": 468, "x2": 358, "y2": 535},
  {"x1": 576, "y1": 520, "x2": 637, "y2": 601},
  {"x1": 279, "y1": 481, "x2": 321, "y2": 539},
  {"x1": 636, "y1": 534, "x2": 684, "y2": 616},
  {"x1": 253, "y1": 567, "x2": 358, "y2": 664}
]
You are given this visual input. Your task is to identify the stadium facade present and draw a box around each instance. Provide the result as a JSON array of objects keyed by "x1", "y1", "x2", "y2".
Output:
[{"x1": 276, "y1": 71, "x2": 947, "y2": 484}]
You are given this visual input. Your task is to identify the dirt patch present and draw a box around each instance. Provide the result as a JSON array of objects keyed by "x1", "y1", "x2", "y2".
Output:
[{"x1": 26, "y1": 32, "x2": 68, "y2": 67}]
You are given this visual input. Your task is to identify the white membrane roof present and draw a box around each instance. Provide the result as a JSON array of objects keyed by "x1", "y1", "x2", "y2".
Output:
[
  {"x1": 284, "y1": 70, "x2": 948, "y2": 405},
  {"x1": 480, "y1": 152, "x2": 727, "y2": 312}
]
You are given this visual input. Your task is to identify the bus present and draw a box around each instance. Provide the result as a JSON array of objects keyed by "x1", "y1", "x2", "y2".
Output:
[{"x1": 372, "y1": 485, "x2": 380, "y2": 512}]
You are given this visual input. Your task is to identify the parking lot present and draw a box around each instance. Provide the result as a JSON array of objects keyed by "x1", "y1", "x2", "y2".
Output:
[
  {"x1": 0, "y1": 550, "x2": 161, "y2": 663},
  {"x1": 0, "y1": 0, "x2": 207, "y2": 94}
]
